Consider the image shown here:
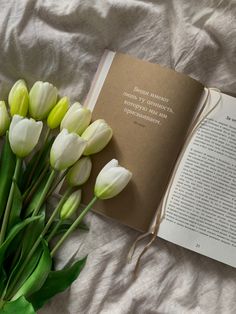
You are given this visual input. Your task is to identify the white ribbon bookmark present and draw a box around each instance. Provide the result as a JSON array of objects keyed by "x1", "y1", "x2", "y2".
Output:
[{"x1": 127, "y1": 88, "x2": 222, "y2": 277}]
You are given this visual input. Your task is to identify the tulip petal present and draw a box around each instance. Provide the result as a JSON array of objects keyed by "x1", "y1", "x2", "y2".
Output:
[
  {"x1": 60, "y1": 102, "x2": 91, "y2": 135},
  {"x1": 8, "y1": 79, "x2": 29, "y2": 117},
  {"x1": 9, "y1": 115, "x2": 43, "y2": 158},
  {"x1": 98, "y1": 159, "x2": 118, "y2": 176},
  {"x1": 82, "y1": 119, "x2": 113, "y2": 155},
  {"x1": 47, "y1": 97, "x2": 69, "y2": 129},
  {"x1": 0, "y1": 101, "x2": 10, "y2": 136},
  {"x1": 66, "y1": 156, "x2": 92, "y2": 186},
  {"x1": 94, "y1": 160, "x2": 132, "y2": 199},
  {"x1": 29, "y1": 81, "x2": 58, "y2": 120},
  {"x1": 50, "y1": 129, "x2": 87, "y2": 170},
  {"x1": 60, "y1": 190, "x2": 82, "y2": 220}
]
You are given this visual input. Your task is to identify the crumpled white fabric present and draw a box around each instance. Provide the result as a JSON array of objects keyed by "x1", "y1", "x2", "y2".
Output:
[{"x1": 1, "y1": 1, "x2": 236, "y2": 313}]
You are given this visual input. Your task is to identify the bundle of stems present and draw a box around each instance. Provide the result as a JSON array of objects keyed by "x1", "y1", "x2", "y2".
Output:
[
  {"x1": 0, "y1": 80, "x2": 131, "y2": 313},
  {"x1": 0, "y1": 80, "x2": 134, "y2": 314}
]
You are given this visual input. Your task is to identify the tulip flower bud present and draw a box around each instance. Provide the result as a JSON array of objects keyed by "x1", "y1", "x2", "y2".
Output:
[
  {"x1": 81, "y1": 119, "x2": 113, "y2": 156},
  {"x1": 9, "y1": 115, "x2": 43, "y2": 158},
  {"x1": 94, "y1": 159, "x2": 132, "y2": 199},
  {"x1": 47, "y1": 97, "x2": 69, "y2": 129},
  {"x1": 60, "y1": 102, "x2": 92, "y2": 135},
  {"x1": 66, "y1": 156, "x2": 92, "y2": 186},
  {"x1": 29, "y1": 81, "x2": 58, "y2": 120},
  {"x1": 8, "y1": 79, "x2": 29, "y2": 117},
  {"x1": 60, "y1": 190, "x2": 82, "y2": 220},
  {"x1": 50, "y1": 129, "x2": 87, "y2": 171},
  {"x1": 0, "y1": 101, "x2": 10, "y2": 136}
]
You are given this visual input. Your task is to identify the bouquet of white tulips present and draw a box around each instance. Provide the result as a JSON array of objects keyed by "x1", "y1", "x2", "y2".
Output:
[{"x1": 0, "y1": 80, "x2": 132, "y2": 313}]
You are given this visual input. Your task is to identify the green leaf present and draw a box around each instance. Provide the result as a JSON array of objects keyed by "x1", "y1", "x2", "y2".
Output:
[
  {"x1": 0, "y1": 268, "x2": 7, "y2": 296},
  {"x1": 0, "y1": 216, "x2": 41, "y2": 270},
  {"x1": 0, "y1": 296, "x2": 35, "y2": 314},
  {"x1": 29, "y1": 256, "x2": 87, "y2": 310},
  {"x1": 20, "y1": 208, "x2": 45, "y2": 260},
  {"x1": 47, "y1": 219, "x2": 89, "y2": 239},
  {"x1": 23, "y1": 174, "x2": 50, "y2": 217},
  {"x1": 5, "y1": 208, "x2": 46, "y2": 295},
  {"x1": 0, "y1": 133, "x2": 16, "y2": 222},
  {"x1": 21, "y1": 136, "x2": 54, "y2": 192},
  {"x1": 32, "y1": 137, "x2": 54, "y2": 185},
  {"x1": 5, "y1": 246, "x2": 42, "y2": 299},
  {"x1": 12, "y1": 240, "x2": 52, "y2": 301},
  {"x1": 7, "y1": 182, "x2": 22, "y2": 233},
  {"x1": 3, "y1": 183, "x2": 23, "y2": 263}
]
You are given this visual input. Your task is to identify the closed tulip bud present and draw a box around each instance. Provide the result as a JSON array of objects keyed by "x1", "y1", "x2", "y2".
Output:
[
  {"x1": 94, "y1": 159, "x2": 132, "y2": 200},
  {"x1": 47, "y1": 97, "x2": 69, "y2": 129},
  {"x1": 9, "y1": 115, "x2": 43, "y2": 158},
  {"x1": 60, "y1": 102, "x2": 92, "y2": 135},
  {"x1": 8, "y1": 79, "x2": 29, "y2": 117},
  {"x1": 81, "y1": 119, "x2": 113, "y2": 156},
  {"x1": 50, "y1": 129, "x2": 87, "y2": 171},
  {"x1": 60, "y1": 190, "x2": 82, "y2": 220},
  {"x1": 29, "y1": 81, "x2": 58, "y2": 120},
  {"x1": 0, "y1": 101, "x2": 10, "y2": 135},
  {"x1": 66, "y1": 156, "x2": 92, "y2": 186}
]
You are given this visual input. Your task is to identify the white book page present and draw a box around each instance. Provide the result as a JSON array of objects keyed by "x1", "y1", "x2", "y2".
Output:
[{"x1": 157, "y1": 91, "x2": 236, "y2": 267}]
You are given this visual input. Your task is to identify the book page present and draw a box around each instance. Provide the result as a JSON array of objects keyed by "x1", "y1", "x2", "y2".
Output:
[
  {"x1": 158, "y1": 91, "x2": 236, "y2": 267},
  {"x1": 83, "y1": 51, "x2": 204, "y2": 232}
]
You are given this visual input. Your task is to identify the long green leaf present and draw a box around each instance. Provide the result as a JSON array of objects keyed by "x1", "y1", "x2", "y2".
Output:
[
  {"x1": 7, "y1": 182, "x2": 22, "y2": 233},
  {"x1": 0, "y1": 268, "x2": 6, "y2": 295},
  {"x1": 47, "y1": 219, "x2": 89, "y2": 239},
  {"x1": 28, "y1": 256, "x2": 87, "y2": 310},
  {"x1": 0, "y1": 134, "x2": 16, "y2": 222},
  {"x1": 4, "y1": 183, "x2": 23, "y2": 268},
  {"x1": 20, "y1": 208, "x2": 45, "y2": 260},
  {"x1": 0, "y1": 296, "x2": 35, "y2": 314},
  {"x1": 4, "y1": 208, "x2": 46, "y2": 295},
  {"x1": 12, "y1": 240, "x2": 52, "y2": 301},
  {"x1": 21, "y1": 136, "x2": 54, "y2": 192},
  {"x1": 5, "y1": 246, "x2": 42, "y2": 300},
  {"x1": 0, "y1": 216, "x2": 41, "y2": 270},
  {"x1": 23, "y1": 174, "x2": 50, "y2": 217},
  {"x1": 32, "y1": 137, "x2": 54, "y2": 185}
]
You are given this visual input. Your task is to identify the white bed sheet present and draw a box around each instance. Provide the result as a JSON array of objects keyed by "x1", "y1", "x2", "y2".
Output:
[{"x1": 1, "y1": 1, "x2": 236, "y2": 313}]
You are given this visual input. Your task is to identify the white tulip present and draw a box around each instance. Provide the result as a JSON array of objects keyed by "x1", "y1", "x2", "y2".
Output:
[
  {"x1": 29, "y1": 81, "x2": 58, "y2": 120},
  {"x1": 81, "y1": 119, "x2": 113, "y2": 155},
  {"x1": 94, "y1": 159, "x2": 132, "y2": 199},
  {"x1": 60, "y1": 102, "x2": 92, "y2": 135},
  {"x1": 0, "y1": 101, "x2": 10, "y2": 136},
  {"x1": 9, "y1": 115, "x2": 43, "y2": 158},
  {"x1": 66, "y1": 156, "x2": 92, "y2": 186},
  {"x1": 60, "y1": 190, "x2": 82, "y2": 220},
  {"x1": 50, "y1": 129, "x2": 87, "y2": 170}
]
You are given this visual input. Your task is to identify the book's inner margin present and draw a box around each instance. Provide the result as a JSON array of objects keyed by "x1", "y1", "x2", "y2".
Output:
[
  {"x1": 148, "y1": 88, "x2": 209, "y2": 229},
  {"x1": 157, "y1": 90, "x2": 236, "y2": 267}
]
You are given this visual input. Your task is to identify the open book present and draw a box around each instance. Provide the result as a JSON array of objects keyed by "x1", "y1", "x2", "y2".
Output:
[{"x1": 83, "y1": 50, "x2": 236, "y2": 268}]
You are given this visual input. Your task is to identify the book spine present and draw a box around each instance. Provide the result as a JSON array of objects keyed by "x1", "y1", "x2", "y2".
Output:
[{"x1": 83, "y1": 50, "x2": 115, "y2": 111}]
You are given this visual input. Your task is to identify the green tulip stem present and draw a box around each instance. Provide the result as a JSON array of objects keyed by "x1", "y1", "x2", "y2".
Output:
[
  {"x1": 26, "y1": 127, "x2": 51, "y2": 187},
  {"x1": 43, "y1": 186, "x2": 72, "y2": 239},
  {"x1": 46, "y1": 220, "x2": 62, "y2": 242},
  {"x1": 47, "y1": 168, "x2": 69, "y2": 198},
  {"x1": 0, "y1": 299, "x2": 5, "y2": 309},
  {"x1": 6, "y1": 186, "x2": 72, "y2": 300},
  {"x1": 23, "y1": 164, "x2": 49, "y2": 205},
  {"x1": 51, "y1": 195, "x2": 98, "y2": 257},
  {"x1": 0, "y1": 157, "x2": 22, "y2": 245},
  {"x1": 32, "y1": 168, "x2": 57, "y2": 217}
]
